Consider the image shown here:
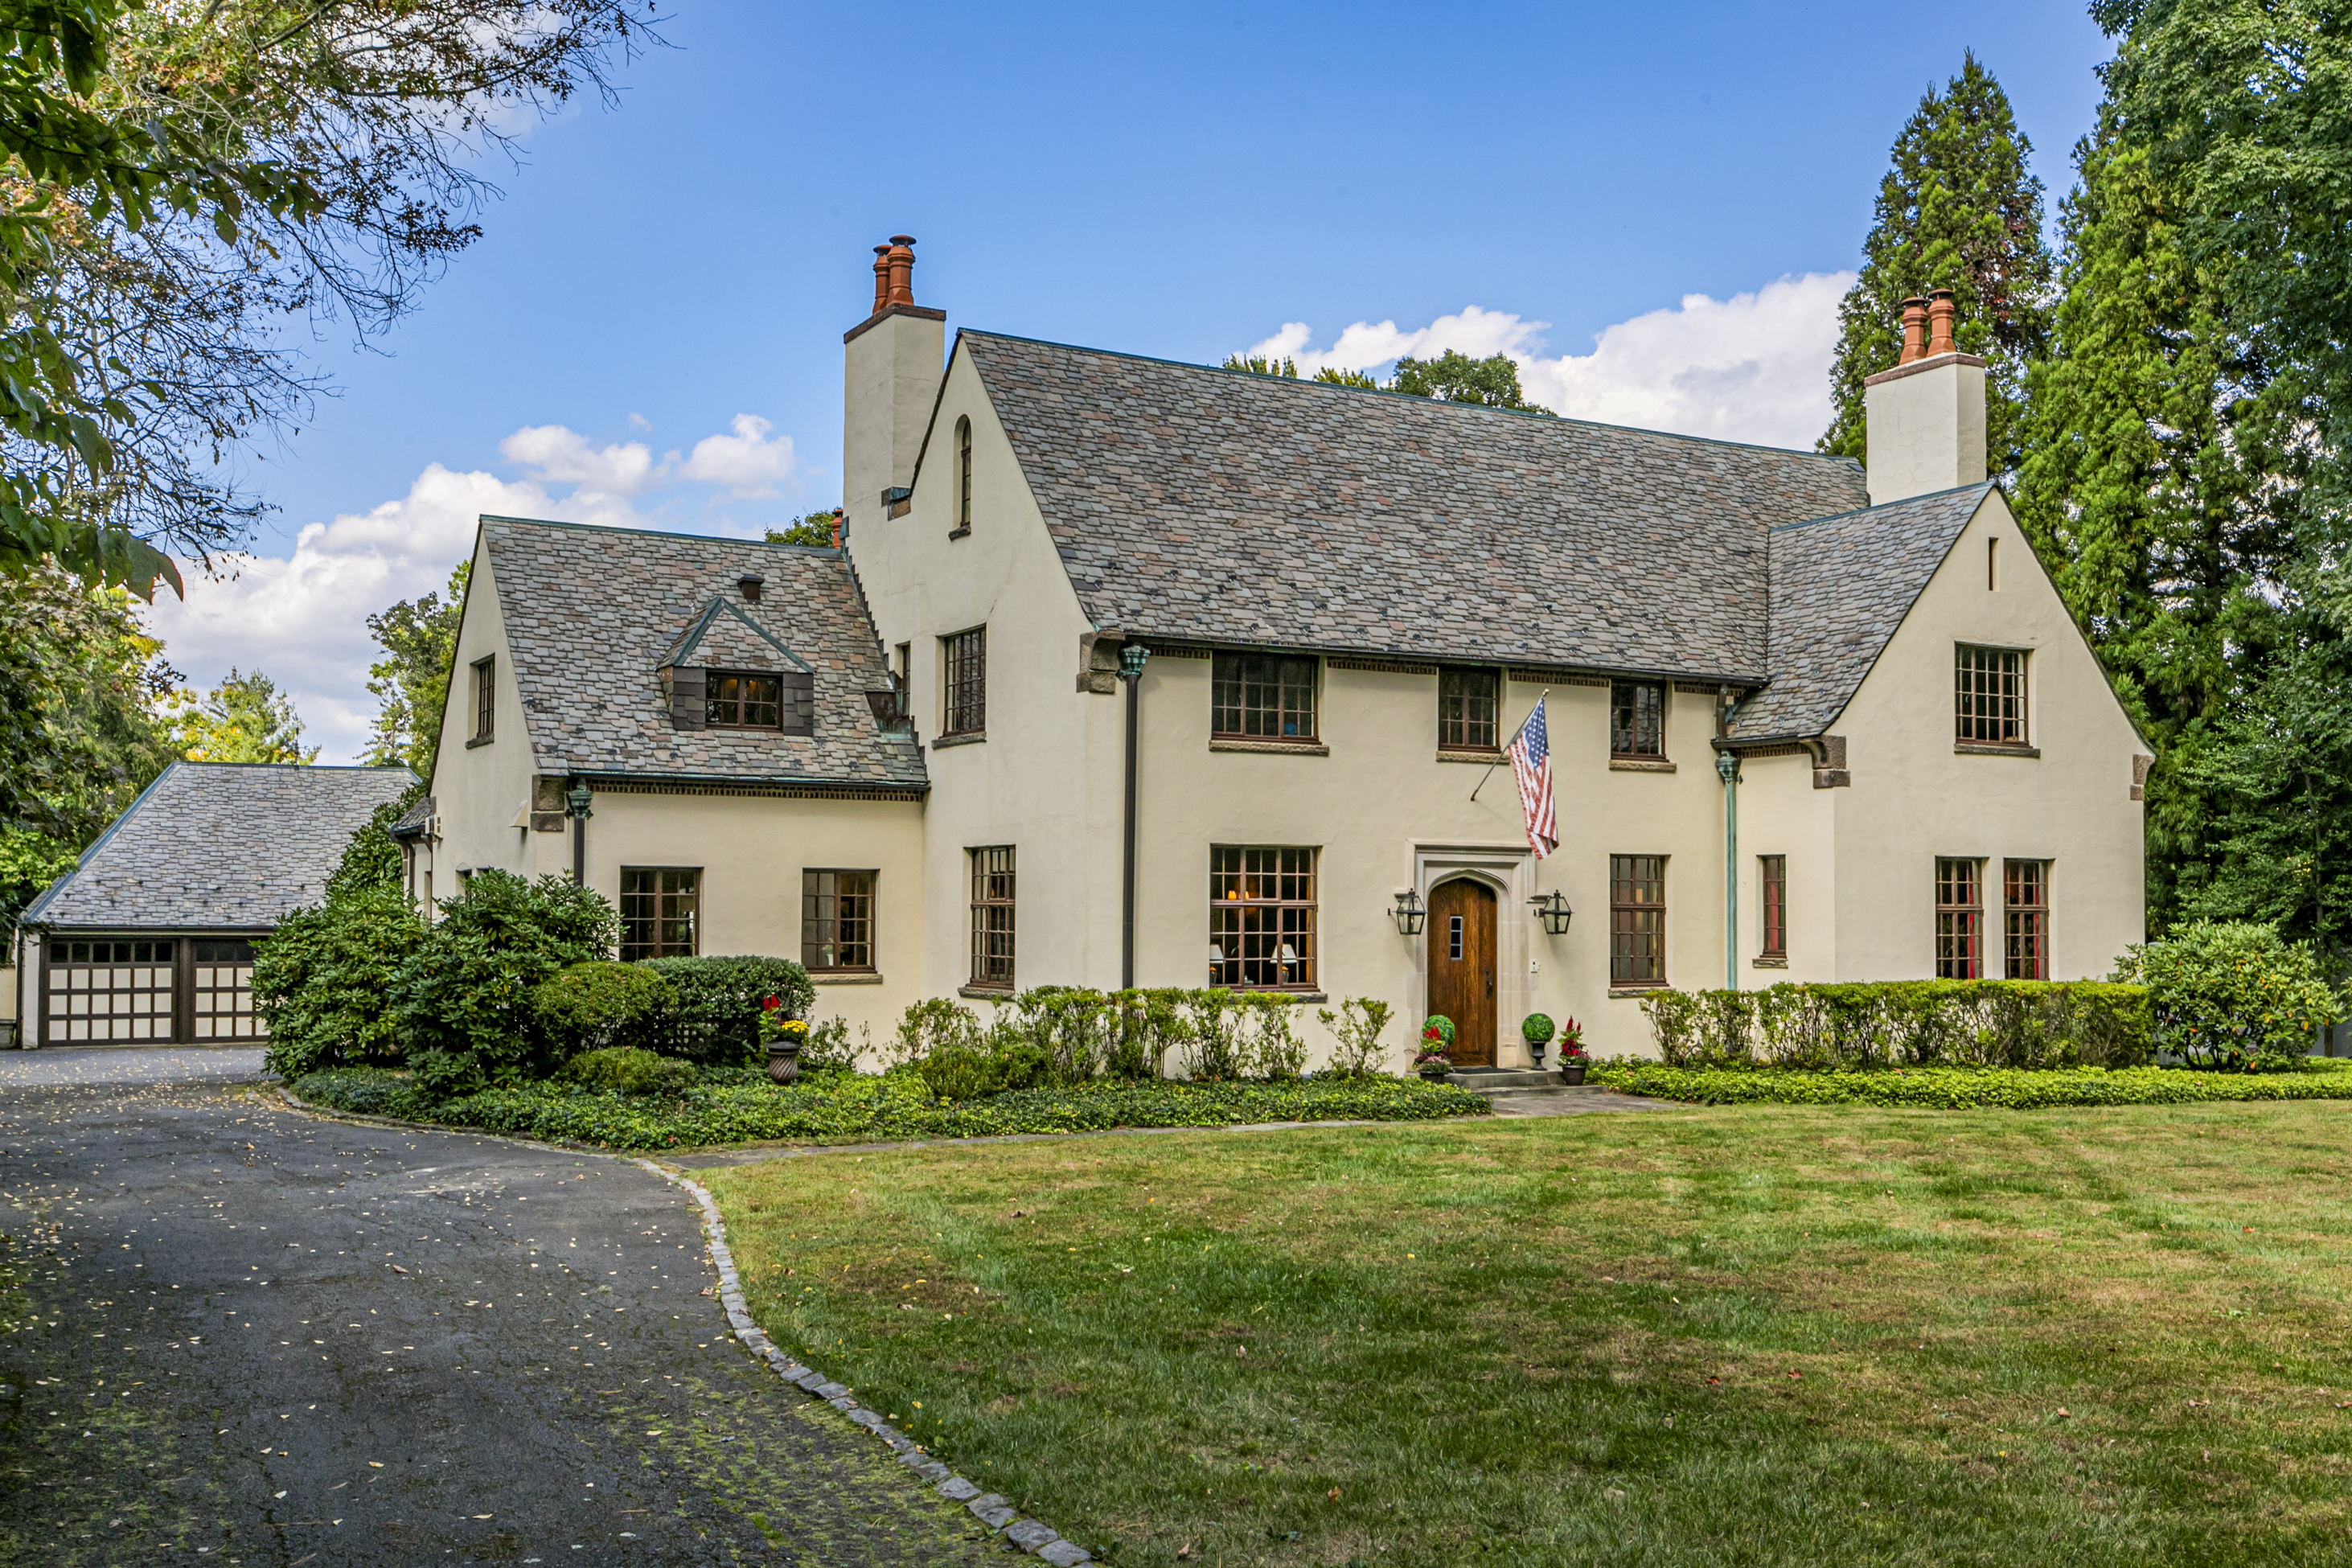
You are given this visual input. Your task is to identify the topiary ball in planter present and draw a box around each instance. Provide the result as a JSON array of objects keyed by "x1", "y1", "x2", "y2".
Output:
[{"x1": 1521, "y1": 1013, "x2": 1555, "y2": 1045}]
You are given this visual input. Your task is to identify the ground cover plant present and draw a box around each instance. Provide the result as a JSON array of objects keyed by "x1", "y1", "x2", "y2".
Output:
[
  {"x1": 708, "y1": 1102, "x2": 2352, "y2": 1567},
  {"x1": 1593, "y1": 1059, "x2": 2352, "y2": 1109},
  {"x1": 289, "y1": 1065, "x2": 1486, "y2": 1150}
]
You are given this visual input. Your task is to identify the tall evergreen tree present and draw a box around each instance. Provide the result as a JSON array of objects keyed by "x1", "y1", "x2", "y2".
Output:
[
  {"x1": 363, "y1": 563, "x2": 469, "y2": 774},
  {"x1": 1820, "y1": 53, "x2": 2056, "y2": 475},
  {"x1": 2013, "y1": 125, "x2": 2314, "y2": 936}
]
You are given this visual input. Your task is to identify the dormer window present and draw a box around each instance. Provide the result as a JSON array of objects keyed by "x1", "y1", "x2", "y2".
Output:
[{"x1": 708, "y1": 671, "x2": 783, "y2": 729}]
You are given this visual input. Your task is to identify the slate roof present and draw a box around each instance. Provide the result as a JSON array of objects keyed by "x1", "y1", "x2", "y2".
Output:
[
  {"x1": 24, "y1": 762, "x2": 417, "y2": 930},
  {"x1": 478, "y1": 518, "x2": 928, "y2": 790},
  {"x1": 1726, "y1": 483, "x2": 1993, "y2": 741},
  {"x1": 955, "y1": 332, "x2": 1872, "y2": 681}
]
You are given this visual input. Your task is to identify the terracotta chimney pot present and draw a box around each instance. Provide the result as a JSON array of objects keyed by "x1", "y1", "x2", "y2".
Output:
[
  {"x1": 870, "y1": 245, "x2": 891, "y2": 317},
  {"x1": 1897, "y1": 296, "x2": 1930, "y2": 365},
  {"x1": 1926, "y1": 289, "x2": 1958, "y2": 357},
  {"x1": 884, "y1": 235, "x2": 917, "y2": 307}
]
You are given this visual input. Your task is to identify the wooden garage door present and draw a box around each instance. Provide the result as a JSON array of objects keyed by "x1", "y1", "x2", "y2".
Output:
[
  {"x1": 191, "y1": 940, "x2": 264, "y2": 1040},
  {"x1": 44, "y1": 939, "x2": 176, "y2": 1044}
]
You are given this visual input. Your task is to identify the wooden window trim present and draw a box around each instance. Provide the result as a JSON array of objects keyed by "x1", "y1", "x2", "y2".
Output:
[
  {"x1": 469, "y1": 655, "x2": 495, "y2": 745},
  {"x1": 942, "y1": 626, "x2": 987, "y2": 737},
  {"x1": 952, "y1": 416, "x2": 973, "y2": 537},
  {"x1": 1935, "y1": 857, "x2": 1983, "y2": 979},
  {"x1": 620, "y1": 866, "x2": 700, "y2": 962},
  {"x1": 1609, "y1": 853, "x2": 1667, "y2": 985},
  {"x1": 1955, "y1": 644, "x2": 2030, "y2": 747},
  {"x1": 1759, "y1": 854, "x2": 1787, "y2": 960},
  {"x1": 2004, "y1": 858, "x2": 2049, "y2": 980},
  {"x1": 1609, "y1": 679, "x2": 1666, "y2": 760},
  {"x1": 802, "y1": 868, "x2": 877, "y2": 973},
  {"x1": 969, "y1": 846, "x2": 1015, "y2": 990},
  {"x1": 1437, "y1": 667, "x2": 1502, "y2": 753},
  {"x1": 1211, "y1": 651, "x2": 1319, "y2": 743},
  {"x1": 706, "y1": 670, "x2": 786, "y2": 732},
  {"x1": 1209, "y1": 846, "x2": 1319, "y2": 991}
]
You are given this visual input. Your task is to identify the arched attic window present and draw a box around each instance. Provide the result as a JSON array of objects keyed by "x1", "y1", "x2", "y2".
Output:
[{"x1": 954, "y1": 416, "x2": 973, "y2": 536}]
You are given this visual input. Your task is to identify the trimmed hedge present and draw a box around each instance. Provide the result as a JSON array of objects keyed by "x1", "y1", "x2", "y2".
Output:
[
  {"x1": 1591, "y1": 1059, "x2": 2352, "y2": 1110},
  {"x1": 1640, "y1": 980, "x2": 2152, "y2": 1070},
  {"x1": 289, "y1": 1065, "x2": 1489, "y2": 1150},
  {"x1": 636, "y1": 955, "x2": 815, "y2": 1066}
]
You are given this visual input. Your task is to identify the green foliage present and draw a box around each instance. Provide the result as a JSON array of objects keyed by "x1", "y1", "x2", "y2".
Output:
[
  {"x1": 1311, "y1": 366, "x2": 1379, "y2": 388},
  {"x1": 799, "y1": 1016, "x2": 865, "y2": 1073},
  {"x1": 1179, "y1": 988, "x2": 1246, "y2": 1080},
  {"x1": 2113, "y1": 921, "x2": 2338, "y2": 1067},
  {"x1": 1316, "y1": 997, "x2": 1395, "y2": 1077},
  {"x1": 1221, "y1": 354, "x2": 1297, "y2": 377},
  {"x1": 1639, "y1": 981, "x2": 2153, "y2": 1072},
  {"x1": 251, "y1": 776, "x2": 424, "y2": 1078},
  {"x1": 0, "y1": 561, "x2": 178, "y2": 901},
  {"x1": 636, "y1": 955, "x2": 815, "y2": 1067},
  {"x1": 392, "y1": 869, "x2": 618, "y2": 1097},
  {"x1": 254, "y1": 882, "x2": 425, "y2": 1078},
  {"x1": 917, "y1": 1036, "x2": 1049, "y2": 1102},
  {"x1": 1422, "y1": 1015, "x2": 1456, "y2": 1051},
  {"x1": 1593, "y1": 1060, "x2": 2352, "y2": 1110},
  {"x1": 362, "y1": 562, "x2": 468, "y2": 774},
  {"x1": 293, "y1": 1066, "x2": 1488, "y2": 1151},
  {"x1": 560, "y1": 1045, "x2": 696, "y2": 1097},
  {"x1": 163, "y1": 667, "x2": 317, "y2": 764},
  {"x1": 763, "y1": 510, "x2": 841, "y2": 548},
  {"x1": 1388, "y1": 351, "x2": 1550, "y2": 413},
  {"x1": 889, "y1": 995, "x2": 983, "y2": 1067},
  {"x1": 1237, "y1": 991, "x2": 1307, "y2": 1081},
  {"x1": 529, "y1": 962, "x2": 678, "y2": 1059},
  {"x1": 1521, "y1": 1012, "x2": 1556, "y2": 1045},
  {"x1": 1820, "y1": 51, "x2": 2054, "y2": 474},
  {"x1": 1109, "y1": 988, "x2": 1193, "y2": 1080}
]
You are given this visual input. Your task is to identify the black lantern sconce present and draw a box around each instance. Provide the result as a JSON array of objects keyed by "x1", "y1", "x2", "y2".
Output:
[
  {"x1": 1390, "y1": 889, "x2": 1426, "y2": 936},
  {"x1": 1529, "y1": 889, "x2": 1574, "y2": 935}
]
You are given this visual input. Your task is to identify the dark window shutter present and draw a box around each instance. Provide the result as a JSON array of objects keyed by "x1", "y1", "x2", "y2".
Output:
[
  {"x1": 782, "y1": 671, "x2": 815, "y2": 735},
  {"x1": 664, "y1": 667, "x2": 707, "y2": 730}
]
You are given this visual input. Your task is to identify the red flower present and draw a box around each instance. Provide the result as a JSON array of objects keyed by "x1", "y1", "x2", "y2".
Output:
[{"x1": 761, "y1": 994, "x2": 780, "y2": 1012}]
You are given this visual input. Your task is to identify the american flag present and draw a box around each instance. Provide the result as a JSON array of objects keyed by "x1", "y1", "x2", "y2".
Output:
[{"x1": 1507, "y1": 696, "x2": 1558, "y2": 860}]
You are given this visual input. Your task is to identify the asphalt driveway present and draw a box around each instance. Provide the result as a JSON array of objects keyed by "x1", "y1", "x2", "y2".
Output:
[{"x1": 0, "y1": 1073, "x2": 999, "y2": 1566}]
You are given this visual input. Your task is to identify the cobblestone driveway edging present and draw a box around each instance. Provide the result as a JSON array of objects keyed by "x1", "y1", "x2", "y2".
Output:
[{"x1": 638, "y1": 1160, "x2": 1098, "y2": 1566}]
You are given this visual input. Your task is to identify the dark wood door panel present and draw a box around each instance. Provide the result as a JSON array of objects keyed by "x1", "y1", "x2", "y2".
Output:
[{"x1": 1426, "y1": 878, "x2": 1497, "y2": 1067}]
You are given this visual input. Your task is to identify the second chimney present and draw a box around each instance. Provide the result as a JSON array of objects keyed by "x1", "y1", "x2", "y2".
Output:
[{"x1": 1863, "y1": 291, "x2": 1985, "y2": 506}]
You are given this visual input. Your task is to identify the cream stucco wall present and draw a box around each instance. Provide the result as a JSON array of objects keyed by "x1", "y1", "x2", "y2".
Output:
[
  {"x1": 574, "y1": 789, "x2": 925, "y2": 1045},
  {"x1": 1828, "y1": 490, "x2": 2146, "y2": 979},
  {"x1": 428, "y1": 540, "x2": 543, "y2": 892},
  {"x1": 847, "y1": 342, "x2": 1122, "y2": 1003}
]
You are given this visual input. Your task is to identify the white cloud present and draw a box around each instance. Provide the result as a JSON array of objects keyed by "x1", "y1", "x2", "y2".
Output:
[
  {"x1": 499, "y1": 424, "x2": 663, "y2": 495},
  {"x1": 1243, "y1": 272, "x2": 1855, "y2": 450},
  {"x1": 149, "y1": 408, "x2": 808, "y2": 765},
  {"x1": 502, "y1": 412, "x2": 797, "y2": 499},
  {"x1": 675, "y1": 413, "x2": 797, "y2": 498}
]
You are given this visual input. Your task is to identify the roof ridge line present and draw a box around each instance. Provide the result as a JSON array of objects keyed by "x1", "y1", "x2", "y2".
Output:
[
  {"x1": 958, "y1": 327, "x2": 1869, "y2": 462},
  {"x1": 479, "y1": 514, "x2": 846, "y2": 553}
]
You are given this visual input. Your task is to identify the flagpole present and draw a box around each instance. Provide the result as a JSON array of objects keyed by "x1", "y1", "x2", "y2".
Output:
[{"x1": 1469, "y1": 688, "x2": 1549, "y2": 802}]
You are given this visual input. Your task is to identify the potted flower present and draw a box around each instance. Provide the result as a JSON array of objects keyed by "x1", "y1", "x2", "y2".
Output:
[
  {"x1": 760, "y1": 996, "x2": 808, "y2": 1085},
  {"x1": 1557, "y1": 1016, "x2": 1589, "y2": 1085},
  {"x1": 1416, "y1": 1015, "x2": 1456, "y2": 1080},
  {"x1": 1521, "y1": 1012, "x2": 1556, "y2": 1069}
]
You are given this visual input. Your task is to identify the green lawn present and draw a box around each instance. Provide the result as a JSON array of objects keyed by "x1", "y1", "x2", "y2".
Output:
[{"x1": 707, "y1": 1102, "x2": 2352, "y2": 1568}]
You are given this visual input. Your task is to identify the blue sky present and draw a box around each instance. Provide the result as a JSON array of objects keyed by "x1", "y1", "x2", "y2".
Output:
[{"x1": 150, "y1": 0, "x2": 2117, "y2": 761}]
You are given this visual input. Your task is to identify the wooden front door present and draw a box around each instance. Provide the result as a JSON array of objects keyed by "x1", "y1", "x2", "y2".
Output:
[{"x1": 1426, "y1": 879, "x2": 1497, "y2": 1067}]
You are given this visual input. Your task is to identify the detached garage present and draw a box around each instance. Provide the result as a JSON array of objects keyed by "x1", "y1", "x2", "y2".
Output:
[{"x1": 11, "y1": 762, "x2": 414, "y2": 1047}]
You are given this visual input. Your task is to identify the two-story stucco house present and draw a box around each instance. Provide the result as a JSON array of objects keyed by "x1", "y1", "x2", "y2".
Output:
[{"x1": 408, "y1": 242, "x2": 2149, "y2": 1067}]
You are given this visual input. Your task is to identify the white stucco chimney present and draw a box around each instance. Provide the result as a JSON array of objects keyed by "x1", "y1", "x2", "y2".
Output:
[
  {"x1": 841, "y1": 235, "x2": 946, "y2": 536},
  {"x1": 1862, "y1": 289, "x2": 1987, "y2": 505}
]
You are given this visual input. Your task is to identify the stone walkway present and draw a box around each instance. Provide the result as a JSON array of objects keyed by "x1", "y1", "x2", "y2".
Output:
[{"x1": 0, "y1": 1077, "x2": 999, "y2": 1566}]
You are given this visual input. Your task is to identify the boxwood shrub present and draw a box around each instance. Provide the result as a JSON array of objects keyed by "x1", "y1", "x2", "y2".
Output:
[{"x1": 1640, "y1": 979, "x2": 2152, "y2": 1071}]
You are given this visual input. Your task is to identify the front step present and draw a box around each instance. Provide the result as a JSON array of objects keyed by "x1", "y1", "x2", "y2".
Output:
[{"x1": 1445, "y1": 1068, "x2": 1561, "y2": 1093}]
